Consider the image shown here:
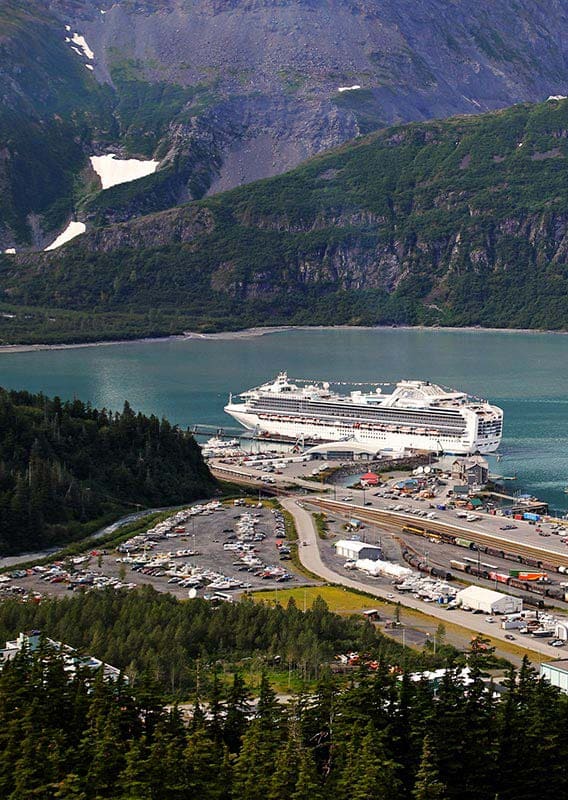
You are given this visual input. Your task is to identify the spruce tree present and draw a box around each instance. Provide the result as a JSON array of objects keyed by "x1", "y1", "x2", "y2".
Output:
[
  {"x1": 291, "y1": 748, "x2": 324, "y2": 800},
  {"x1": 413, "y1": 736, "x2": 448, "y2": 800},
  {"x1": 184, "y1": 727, "x2": 228, "y2": 800},
  {"x1": 349, "y1": 724, "x2": 403, "y2": 800},
  {"x1": 233, "y1": 719, "x2": 278, "y2": 800},
  {"x1": 256, "y1": 672, "x2": 281, "y2": 729},
  {"x1": 224, "y1": 673, "x2": 250, "y2": 753},
  {"x1": 269, "y1": 718, "x2": 300, "y2": 800}
]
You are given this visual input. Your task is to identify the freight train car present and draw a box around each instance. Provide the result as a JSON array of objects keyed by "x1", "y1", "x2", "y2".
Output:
[{"x1": 488, "y1": 571, "x2": 510, "y2": 585}]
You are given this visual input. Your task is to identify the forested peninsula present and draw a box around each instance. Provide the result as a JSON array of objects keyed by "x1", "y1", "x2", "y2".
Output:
[{"x1": 0, "y1": 388, "x2": 216, "y2": 554}]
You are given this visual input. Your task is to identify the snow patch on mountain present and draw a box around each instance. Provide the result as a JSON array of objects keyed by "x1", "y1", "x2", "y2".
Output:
[
  {"x1": 90, "y1": 154, "x2": 160, "y2": 190},
  {"x1": 44, "y1": 221, "x2": 86, "y2": 251},
  {"x1": 70, "y1": 32, "x2": 94, "y2": 60}
]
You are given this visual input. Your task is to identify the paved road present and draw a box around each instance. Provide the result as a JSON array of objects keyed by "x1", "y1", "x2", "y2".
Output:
[
  {"x1": 280, "y1": 498, "x2": 556, "y2": 662},
  {"x1": 0, "y1": 506, "x2": 178, "y2": 568},
  {"x1": 213, "y1": 460, "x2": 568, "y2": 566}
]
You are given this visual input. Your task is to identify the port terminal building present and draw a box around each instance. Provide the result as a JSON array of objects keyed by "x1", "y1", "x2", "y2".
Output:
[{"x1": 334, "y1": 540, "x2": 383, "y2": 562}]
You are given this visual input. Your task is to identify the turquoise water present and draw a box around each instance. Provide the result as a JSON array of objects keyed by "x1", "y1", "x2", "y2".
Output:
[{"x1": 1, "y1": 328, "x2": 567, "y2": 512}]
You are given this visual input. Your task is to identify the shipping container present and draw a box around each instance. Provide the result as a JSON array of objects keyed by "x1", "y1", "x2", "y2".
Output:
[
  {"x1": 469, "y1": 567, "x2": 489, "y2": 580},
  {"x1": 523, "y1": 512, "x2": 540, "y2": 522},
  {"x1": 455, "y1": 537, "x2": 475, "y2": 549},
  {"x1": 450, "y1": 560, "x2": 467, "y2": 572},
  {"x1": 523, "y1": 556, "x2": 541, "y2": 568},
  {"x1": 541, "y1": 561, "x2": 559, "y2": 573}
]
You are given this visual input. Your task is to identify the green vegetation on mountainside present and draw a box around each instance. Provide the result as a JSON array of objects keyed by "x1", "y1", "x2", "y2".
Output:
[
  {"x1": 0, "y1": 388, "x2": 216, "y2": 554},
  {"x1": 2, "y1": 100, "x2": 568, "y2": 339},
  {"x1": 0, "y1": 1, "x2": 117, "y2": 242},
  {"x1": 0, "y1": 3, "x2": 221, "y2": 245}
]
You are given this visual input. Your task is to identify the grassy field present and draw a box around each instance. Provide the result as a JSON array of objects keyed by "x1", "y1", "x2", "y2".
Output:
[
  {"x1": 250, "y1": 585, "x2": 382, "y2": 614},
  {"x1": 249, "y1": 584, "x2": 546, "y2": 666}
]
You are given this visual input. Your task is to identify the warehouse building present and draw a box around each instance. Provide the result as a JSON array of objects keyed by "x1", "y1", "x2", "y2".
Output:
[
  {"x1": 334, "y1": 540, "x2": 382, "y2": 562},
  {"x1": 541, "y1": 661, "x2": 568, "y2": 694},
  {"x1": 455, "y1": 585, "x2": 522, "y2": 615}
]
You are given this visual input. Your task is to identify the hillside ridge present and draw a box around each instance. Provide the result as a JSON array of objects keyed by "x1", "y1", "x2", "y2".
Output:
[
  {"x1": 3, "y1": 0, "x2": 568, "y2": 249},
  {"x1": 2, "y1": 99, "x2": 568, "y2": 340}
]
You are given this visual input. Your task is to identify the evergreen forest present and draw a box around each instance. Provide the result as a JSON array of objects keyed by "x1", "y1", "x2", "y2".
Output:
[
  {"x1": 0, "y1": 629, "x2": 566, "y2": 800},
  {"x1": 0, "y1": 388, "x2": 216, "y2": 554},
  {"x1": 0, "y1": 587, "x2": 462, "y2": 694}
]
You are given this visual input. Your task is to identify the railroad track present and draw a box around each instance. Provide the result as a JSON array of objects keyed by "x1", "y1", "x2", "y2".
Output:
[{"x1": 310, "y1": 499, "x2": 568, "y2": 571}]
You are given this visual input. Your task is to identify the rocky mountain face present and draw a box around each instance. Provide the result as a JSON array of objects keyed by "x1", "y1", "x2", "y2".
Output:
[
  {"x1": 3, "y1": 0, "x2": 568, "y2": 249},
  {"x1": 4, "y1": 100, "x2": 568, "y2": 337}
]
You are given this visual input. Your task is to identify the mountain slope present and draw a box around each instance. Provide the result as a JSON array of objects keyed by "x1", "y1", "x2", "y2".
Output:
[
  {"x1": 2, "y1": 99, "x2": 568, "y2": 339},
  {"x1": 0, "y1": 387, "x2": 217, "y2": 554},
  {"x1": 3, "y1": 0, "x2": 568, "y2": 250}
]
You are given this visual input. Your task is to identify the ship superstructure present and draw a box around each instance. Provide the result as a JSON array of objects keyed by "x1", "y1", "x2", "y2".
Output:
[{"x1": 224, "y1": 373, "x2": 503, "y2": 455}]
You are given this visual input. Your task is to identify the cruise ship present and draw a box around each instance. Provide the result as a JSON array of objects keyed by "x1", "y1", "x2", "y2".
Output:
[{"x1": 224, "y1": 373, "x2": 503, "y2": 455}]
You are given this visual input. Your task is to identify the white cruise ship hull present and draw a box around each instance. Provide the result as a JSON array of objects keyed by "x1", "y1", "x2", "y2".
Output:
[
  {"x1": 225, "y1": 407, "x2": 500, "y2": 455},
  {"x1": 225, "y1": 373, "x2": 503, "y2": 455}
]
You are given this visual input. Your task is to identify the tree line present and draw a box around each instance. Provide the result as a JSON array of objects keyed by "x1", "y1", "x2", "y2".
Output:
[
  {"x1": 1, "y1": 634, "x2": 567, "y2": 800},
  {"x1": 0, "y1": 388, "x2": 216, "y2": 554},
  {"x1": 0, "y1": 587, "x2": 453, "y2": 694}
]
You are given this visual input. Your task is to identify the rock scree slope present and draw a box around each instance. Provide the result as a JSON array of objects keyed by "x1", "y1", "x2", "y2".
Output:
[{"x1": 3, "y1": 0, "x2": 568, "y2": 250}]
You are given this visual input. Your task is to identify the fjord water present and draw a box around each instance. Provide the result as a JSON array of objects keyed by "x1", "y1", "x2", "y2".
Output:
[{"x1": 1, "y1": 328, "x2": 567, "y2": 513}]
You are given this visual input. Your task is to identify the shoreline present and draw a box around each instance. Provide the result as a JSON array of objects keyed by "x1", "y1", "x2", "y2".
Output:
[{"x1": 0, "y1": 323, "x2": 566, "y2": 355}]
